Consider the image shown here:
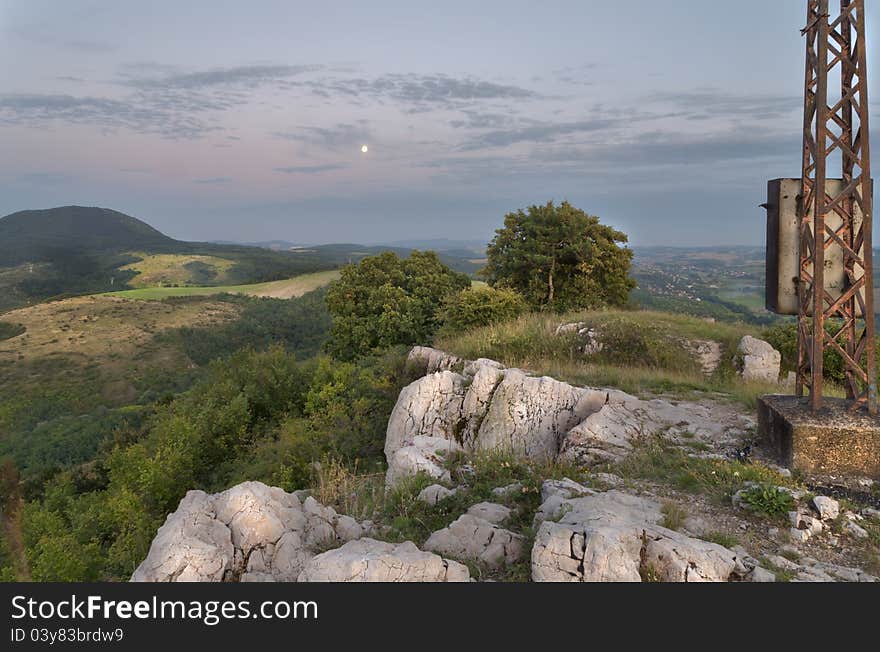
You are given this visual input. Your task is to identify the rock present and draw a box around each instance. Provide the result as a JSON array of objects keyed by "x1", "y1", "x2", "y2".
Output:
[
  {"x1": 474, "y1": 370, "x2": 606, "y2": 460},
  {"x1": 541, "y1": 478, "x2": 593, "y2": 503},
  {"x1": 844, "y1": 521, "x2": 869, "y2": 539},
  {"x1": 790, "y1": 510, "x2": 824, "y2": 536},
  {"x1": 592, "y1": 472, "x2": 624, "y2": 488},
  {"x1": 297, "y1": 539, "x2": 470, "y2": 582},
  {"x1": 417, "y1": 484, "x2": 457, "y2": 506},
  {"x1": 736, "y1": 336, "x2": 781, "y2": 383},
  {"x1": 492, "y1": 482, "x2": 523, "y2": 498},
  {"x1": 561, "y1": 395, "x2": 752, "y2": 466},
  {"x1": 748, "y1": 566, "x2": 777, "y2": 583},
  {"x1": 531, "y1": 491, "x2": 738, "y2": 582},
  {"x1": 132, "y1": 482, "x2": 365, "y2": 582},
  {"x1": 864, "y1": 508, "x2": 880, "y2": 521},
  {"x1": 466, "y1": 502, "x2": 512, "y2": 525},
  {"x1": 555, "y1": 322, "x2": 588, "y2": 336},
  {"x1": 462, "y1": 358, "x2": 505, "y2": 376},
  {"x1": 407, "y1": 346, "x2": 463, "y2": 375},
  {"x1": 386, "y1": 436, "x2": 463, "y2": 486},
  {"x1": 458, "y1": 362, "x2": 506, "y2": 448},
  {"x1": 789, "y1": 528, "x2": 812, "y2": 544},
  {"x1": 384, "y1": 371, "x2": 468, "y2": 464},
  {"x1": 766, "y1": 554, "x2": 800, "y2": 572},
  {"x1": 424, "y1": 515, "x2": 524, "y2": 569},
  {"x1": 812, "y1": 496, "x2": 840, "y2": 521}
]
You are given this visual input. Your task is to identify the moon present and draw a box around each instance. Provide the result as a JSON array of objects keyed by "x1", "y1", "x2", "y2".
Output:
[{"x1": 361, "y1": 144, "x2": 369, "y2": 153}]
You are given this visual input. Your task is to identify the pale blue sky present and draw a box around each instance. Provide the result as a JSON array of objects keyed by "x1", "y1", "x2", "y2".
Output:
[{"x1": 0, "y1": 1, "x2": 877, "y2": 246}]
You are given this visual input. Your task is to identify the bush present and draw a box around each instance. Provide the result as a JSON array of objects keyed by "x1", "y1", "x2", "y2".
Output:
[
  {"x1": 440, "y1": 286, "x2": 527, "y2": 334},
  {"x1": 739, "y1": 484, "x2": 795, "y2": 518},
  {"x1": 325, "y1": 251, "x2": 470, "y2": 360}
]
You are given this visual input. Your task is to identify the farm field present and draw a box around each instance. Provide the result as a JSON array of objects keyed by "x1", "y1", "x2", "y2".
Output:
[{"x1": 103, "y1": 270, "x2": 341, "y2": 300}]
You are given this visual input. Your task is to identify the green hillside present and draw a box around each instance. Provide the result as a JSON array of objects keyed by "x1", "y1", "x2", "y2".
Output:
[{"x1": 0, "y1": 206, "x2": 337, "y2": 313}]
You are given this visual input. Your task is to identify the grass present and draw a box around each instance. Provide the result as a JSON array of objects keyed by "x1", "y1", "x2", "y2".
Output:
[
  {"x1": 661, "y1": 501, "x2": 687, "y2": 531},
  {"x1": 119, "y1": 252, "x2": 236, "y2": 288},
  {"x1": 614, "y1": 436, "x2": 801, "y2": 505},
  {"x1": 103, "y1": 270, "x2": 341, "y2": 300},
  {"x1": 434, "y1": 308, "x2": 849, "y2": 407},
  {"x1": 0, "y1": 321, "x2": 26, "y2": 341}
]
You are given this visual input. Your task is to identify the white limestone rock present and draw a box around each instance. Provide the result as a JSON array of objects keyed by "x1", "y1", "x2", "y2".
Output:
[
  {"x1": 474, "y1": 370, "x2": 608, "y2": 460},
  {"x1": 466, "y1": 502, "x2": 512, "y2": 525},
  {"x1": 736, "y1": 336, "x2": 781, "y2": 383},
  {"x1": 297, "y1": 538, "x2": 471, "y2": 582},
  {"x1": 424, "y1": 514, "x2": 524, "y2": 569},
  {"x1": 132, "y1": 482, "x2": 367, "y2": 582},
  {"x1": 384, "y1": 371, "x2": 468, "y2": 463},
  {"x1": 531, "y1": 491, "x2": 738, "y2": 583},
  {"x1": 385, "y1": 436, "x2": 463, "y2": 487},
  {"x1": 812, "y1": 496, "x2": 840, "y2": 521},
  {"x1": 407, "y1": 346, "x2": 463, "y2": 375},
  {"x1": 417, "y1": 484, "x2": 458, "y2": 506}
]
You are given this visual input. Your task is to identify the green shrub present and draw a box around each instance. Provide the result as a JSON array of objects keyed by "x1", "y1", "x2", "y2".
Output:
[
  {"x1": 739, "y1": 484, "x2": 795, "y2": 518},
  {"x1": 440, "y1": 286, "x2": 527, "y2": 334}
]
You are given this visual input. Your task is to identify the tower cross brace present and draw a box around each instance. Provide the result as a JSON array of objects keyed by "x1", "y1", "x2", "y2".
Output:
[{"x1": 797, "y1": 0, "x2": 877, "y2": 413}]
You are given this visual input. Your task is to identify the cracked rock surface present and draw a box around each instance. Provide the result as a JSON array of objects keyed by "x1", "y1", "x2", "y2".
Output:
[
  {"x1": 531, "y1": 491, "x2": 740, "y2": 582},
  {"x1": 131, "y1": 482, "x2": 364, "y2": 582},
  {"x1": 424, "y1": 513, "x2": 525, "y2": 569},
  {"x1": 385, "y1": 347, "x2": 754, "y2": 485},
  {"x1": 297, "y1": 538, "x2": 471, "y2": 582}
]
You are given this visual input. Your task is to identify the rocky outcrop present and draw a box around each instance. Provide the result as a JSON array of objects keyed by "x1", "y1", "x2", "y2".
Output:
[
  {"x1": 384, "y1": 347, "x2": 755, "y2": 484},
  {"x1": 531, "y1": 491, "x2": 740, "y2": 582},
  {"x1": 297, "y1": 539, "x2": 471, "y2": 582},
  {"x1": 424, "y1": 508, "x2": 525, "y2": 569},
  {"x1": 385, "y1": 436, "x2": 463, "y2": 486},
  {"x1": 736, "y1": 336, "x2": 781, "y2": 383},
  {"x1": 132, "y1": 482, "x2": 365, "y2": 582}
]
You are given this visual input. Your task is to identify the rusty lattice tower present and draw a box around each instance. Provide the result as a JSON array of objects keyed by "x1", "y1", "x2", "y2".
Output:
[{"x1": 797, "y1": 0, "x2": 876, "y2": 413}]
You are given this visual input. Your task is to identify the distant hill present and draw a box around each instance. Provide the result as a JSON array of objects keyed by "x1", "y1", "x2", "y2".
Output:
[
  {"x1": 0, "y1": 206, "x2": 181, "y2": 265},
  {"x1": 0, "y1": 206, "x2": 336, "y2": 313}
]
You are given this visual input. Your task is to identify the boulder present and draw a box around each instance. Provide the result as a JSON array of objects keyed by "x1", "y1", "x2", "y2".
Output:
[
  {"x1": 132, "y1": 482, "x2": 365, "y2": 582},
  {"x1": 474, "y1": 370, "x2": 607, "y2": 460},
  {"x1": 736, "y1": 336, "x2": 781, "y2": 383},
  {"x1": 812, "y1": 496, "x2": 840, "y2": 521},
  {"x1": 385, "y1": 436, "x2": 463, "y2": 486},
  {"x1": 466, "y1": 502, "x2": 512, "y2": 525},
  {"x1": 531, "y1": 491, "x2": 739, "y2": 583},
  {"x1": 417, "y1": 484, "x2": 458, "y2": 506},
  {"x1": 424, "y1": 514, "x2": 525, "y2": 569},
  {"x1": 407, "y1": 346, "x2": 463, "y2": 375},
  {"x1": 384, "y1": 371, "x2": 468, "y2": 462},
  {"x1": 297, "y1": 539, "x2": 471, "y2": 582},
  {"x1": 458, "y1": 362, "x2": 506, "y2": 448}
]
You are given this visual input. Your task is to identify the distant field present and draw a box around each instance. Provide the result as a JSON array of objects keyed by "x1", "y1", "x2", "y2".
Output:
[
  {"x1": 104, "y1": 270, "x2": 341, "y2": 300},
  {"x1": 120, "y1": 252, "x2": 236, "y2": 288}
]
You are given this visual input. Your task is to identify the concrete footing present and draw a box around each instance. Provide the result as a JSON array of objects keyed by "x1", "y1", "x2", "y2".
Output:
[{"x1": 757, "y1": 395, "x2": 880, "y2": 480}]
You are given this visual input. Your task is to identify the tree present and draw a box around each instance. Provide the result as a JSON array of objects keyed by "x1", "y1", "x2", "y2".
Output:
[
  {"x1": 325, "y1": 251, "x2": 471, "y2": 359},
  {"x1": 483, "y1": 201, "x2": 635, "y2": 313}
]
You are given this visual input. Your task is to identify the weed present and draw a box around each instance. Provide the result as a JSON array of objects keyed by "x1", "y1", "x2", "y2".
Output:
[
  {"x1": 660, "y1": 501, "x2": 687, "y2": 531},
  {"x1": 704, "y1": 531, "x2": 739, "y2": 549},
  {"x1": 739, "y1": 484, "x2": 795, "y2": 519}
]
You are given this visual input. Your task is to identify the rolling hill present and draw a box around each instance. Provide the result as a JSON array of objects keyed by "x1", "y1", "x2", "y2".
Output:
[
  {"x1": 0, "y1": 206, "x2": 483, "y2": 314},
  {"x1": 0, "y1": 206, "x2": 338, "y2": 313}
]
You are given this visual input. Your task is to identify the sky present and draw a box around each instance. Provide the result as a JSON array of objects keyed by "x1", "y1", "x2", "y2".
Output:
[{"x1": 0, "y1": 1, "x2": 878, "y2": 247}]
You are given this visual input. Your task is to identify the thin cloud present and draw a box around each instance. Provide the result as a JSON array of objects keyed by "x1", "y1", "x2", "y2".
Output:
[
  {"x1": 193, "y1": 177, "x2": 232, "y2": 184},
  {"x1": 274, "y1": 164, "x2": 347, "y2": 174},
  {"x1": 274, "y1": 123, "x2": 371, "y2": 149}
]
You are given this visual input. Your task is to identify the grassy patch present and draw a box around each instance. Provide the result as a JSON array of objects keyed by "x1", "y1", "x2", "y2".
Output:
[
  {"x1": 434, "y1": 309, "x2": 786, "y2": 405},
  {"x1": 104, "y1": 270, "x2": 340, "y2": 300},
  {"x1": 615, "y1": 437, "x2": 800, "y2": 504},
  {"x1": 704, "y1": 531, "x2": 740, "y2": 549},
  {"x1": 660, "y1": 501, "x2": 687, "y2": 531}
]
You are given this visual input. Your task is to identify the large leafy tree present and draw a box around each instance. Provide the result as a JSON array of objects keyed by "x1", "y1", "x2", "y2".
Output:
[
  {"x1": 484, "y1": 201, "x2": 635, "y2": 312},
  {"x1": 325, "y1": 251, "x2": 470, "y2": 359}
]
